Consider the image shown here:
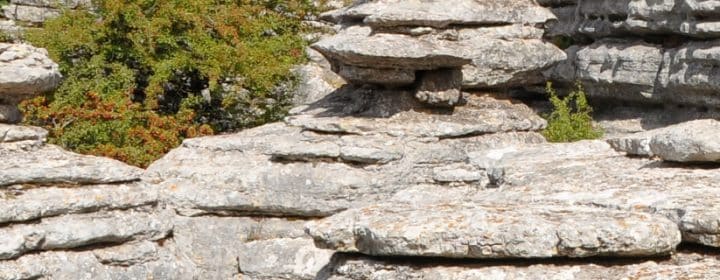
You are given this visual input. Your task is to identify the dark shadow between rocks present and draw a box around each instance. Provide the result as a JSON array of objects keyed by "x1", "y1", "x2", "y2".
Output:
[
  {"x1": 313, "y1": 252, "x2": 675, "y2": 279},
  {"x1": 292, "y1": 84, "x2": 455, "y2": 119},
  {"x1": 640, "y1": 160, "x2": 720, "y2": 170}
]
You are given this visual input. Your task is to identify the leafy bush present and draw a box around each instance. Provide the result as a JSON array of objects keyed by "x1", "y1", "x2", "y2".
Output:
[
  {"x1": 20, "y1": 0, "x2": 315, "y2": 167},
  {"x1": 542, "y1": 82, "x2": 603, "y2": 142}
]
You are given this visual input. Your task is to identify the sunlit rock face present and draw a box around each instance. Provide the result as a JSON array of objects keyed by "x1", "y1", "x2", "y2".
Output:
[{"x1": 313, "y1": 0, "x2": 566, "y2": 107}]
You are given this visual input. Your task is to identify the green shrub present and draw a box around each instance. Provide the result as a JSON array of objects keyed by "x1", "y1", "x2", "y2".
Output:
[
  {"x1": 20, "y1": 0, "x2": 316, "y2": 167},
  {"x1": 542, "y1": 82, "x2": 603, "y2": 142}
]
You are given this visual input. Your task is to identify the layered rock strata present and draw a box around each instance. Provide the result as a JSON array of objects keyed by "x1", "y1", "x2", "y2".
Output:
[
  {"x1": 543, "y1": 0, "x2": 720, "y2": 108},
  {"x1": 2, "y1": 1, "x2": 720, "y2": 279},
  {"x1": 314, "y1": 0, "x2": 566, "y2": 107}
]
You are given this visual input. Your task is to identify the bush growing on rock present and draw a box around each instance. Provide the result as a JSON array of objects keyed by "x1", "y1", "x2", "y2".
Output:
[
  {"x1": 19, "y1": 0, "x2": 315, "y2": 167},
  {"x1": 542, "y1": 82, "x2": 603, "y2": 142}
]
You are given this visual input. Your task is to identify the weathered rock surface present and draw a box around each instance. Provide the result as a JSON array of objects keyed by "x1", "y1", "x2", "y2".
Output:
[
  {"x1": 0, "y1": 209, "x2": 172, "y2": 260},
  {"x1": 544, "y1": 1, "x2": 720, "y2": 108},
  {"x1": 543, "y1": 0, "x2": 720, "y2": 39},
  {"x1": 336, "y1": 0, "x2": 556, "y2": 28},
  {"x1": 607, "y1": 119, "x2": 720, "y2": 162},
  {"x1": 147, "y1": 88, "x2": 547, "y2": 218},
  {"x1": 320, "y1": 252, "x2": 720, "y2": 280},
  {"x1": 0, "y1": 143, "x2": 143, "y2": 186},
  {"x1": 2, "y1": 0, "x2": 90, "y2": 23},
  {"x1": 0, "y1": 43, "x2": 61, "y2": 104},
  {"x1": 307, "y1": 203, "x2": 680, "y2": 259},
  {"x1": 173, "y1": 216, "x2": 333, "y2": 279},
  {"x1": 649, "y1": 119, "x2": 720, "y2": 162},
  {"x1": 0, "y1": 124, "x2": 46, "y2": 143},
  {"x1": 314, "y1": 0, "x2": 565, "y2": 106}
]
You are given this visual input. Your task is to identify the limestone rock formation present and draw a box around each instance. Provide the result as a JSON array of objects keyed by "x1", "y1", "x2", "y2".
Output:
[
  {"x1": 542, "y1": 1, "x2": 720, "y2": 108},
  {"x1": 2, "y1": 0, "x2": 90, "y2": 23},
  {"x1": 314, "y1": 0, "x2": 566, "y2": 107},
  {"x1": 608, "y1": 119, "x2": 720, "y2": 163},
  {"x1": 0, "y1": 43, "x2": 61, "y2": 123},
  {"x1": 1, "y1": 0, "x2": 720, "y2": 279}
]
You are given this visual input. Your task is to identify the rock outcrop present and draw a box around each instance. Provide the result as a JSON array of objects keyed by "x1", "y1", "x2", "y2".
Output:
[
  {"x1": 2, "y1": 0, "x2": 90, "y2": 24},
  {"x1": 2, "y1": 0, "x2": 720, "y2": 279},
  {"x1": 610, "y1": 119, "x2": 720, "y2": 162},
  {"x1": 314, "y1": 0, "x2": 566, "y2": 107},
  {"x1": 0, "y1": 43, "x2": 61, "y2": 123},
  {"x1": 543, "y1": 0, "x2": 720, "y2": 108}
]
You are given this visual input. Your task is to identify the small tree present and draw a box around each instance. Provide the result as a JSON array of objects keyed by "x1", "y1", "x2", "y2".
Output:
[
  {"x1": 20, "y1": 0, "x2": 315, "y2": 167},
  {"x1": 542, "y1": 81, "x2": 603, "y2": 142}
]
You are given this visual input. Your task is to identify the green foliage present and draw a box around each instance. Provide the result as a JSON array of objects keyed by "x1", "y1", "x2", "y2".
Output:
[
  {"x1": 542, "y1": 82, "x2": 603, "y2": 142},
  {"x1": 21, "y1": 0, "x2": 315, "y2": 167}
]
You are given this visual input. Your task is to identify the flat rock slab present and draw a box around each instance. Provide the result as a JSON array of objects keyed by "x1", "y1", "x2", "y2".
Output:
[
  {"x1": 0, "y1": 43, "x2": 61, "y2": 102},
  {"x1": 320, "y1": 252, "x2": 720, "y2": 280},
  {"x1": 0, "y1": 125, "x2": 46, "y2": 143},
  {"x1": 0, "y1": 209, "x2": 172, "y2": 260},
  {"x1": 648, "y1": 119, "x2": 720, "y2": 163},
  {"x1": 0, "y1": 240, "x2": 196, "y2": 280},
  {"x1": 288, "y1": 92, "x2": 546, "y2": 138},
  {"x1": 312, "y1": 26, "x2": 472, "y2": 70},
  {"x1": 0, "y1": 143, "x2": 143, "y2": 186},
  {"x1": 466, "y1": 141, "x2": 720, "y2": 248},
  {"x1": 336, "y1": 0, "x2": 556, "y2": 28},
  {"x1": 306, "y1": 203, "x2": 680, "y2": 259},
  {"x1": 0, "y1": 183, "x2": 157, "y2": 224}
]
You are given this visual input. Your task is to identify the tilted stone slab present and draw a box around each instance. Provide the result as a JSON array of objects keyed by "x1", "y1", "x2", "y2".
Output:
[
  {"x1": 0, "y1": 183, "x2": 157, "y2": 224},
  {"x1": 0, "y1": 144, "x2": 144, "y2": 186},
  {"x1": 306, "y1": 203, "x2": 680, "y2": 259},
  {"x1": 321, "y1": 252, "x2": 720, "y2": 280},
  {"x1": 337, "y1": 0, "x2": 556, "y2": 28},
  {"x1": 312, "y1": 27, "x2": 472, "y2": 70},
  {"x1": 0, "y1": 209, "x2": 173, "y2": 260}
]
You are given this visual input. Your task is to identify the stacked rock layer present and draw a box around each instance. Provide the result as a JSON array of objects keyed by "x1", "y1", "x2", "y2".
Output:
[
  {"x1": 314, "y1": 0, "x2": 566, "y2": 107},
  {"x1": 542, "y1": 0, "x2": 720, "y2": 108},
  {"x1": 1, "y1": 0, "x2": 720, "y2": 279}
]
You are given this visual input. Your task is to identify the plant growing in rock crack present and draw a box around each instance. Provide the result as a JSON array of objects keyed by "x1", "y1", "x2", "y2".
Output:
[
  {"x1": 20, "y1": 0, "x2": 317, "y2": 167},
  {"x1": 542, "y1": 81, "x2": 603, "y2": 142}
]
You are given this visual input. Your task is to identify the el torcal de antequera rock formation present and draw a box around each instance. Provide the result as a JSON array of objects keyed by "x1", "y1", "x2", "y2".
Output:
[{"x1": 2, "y1": 0, "x2": 720, "y2": 279}]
